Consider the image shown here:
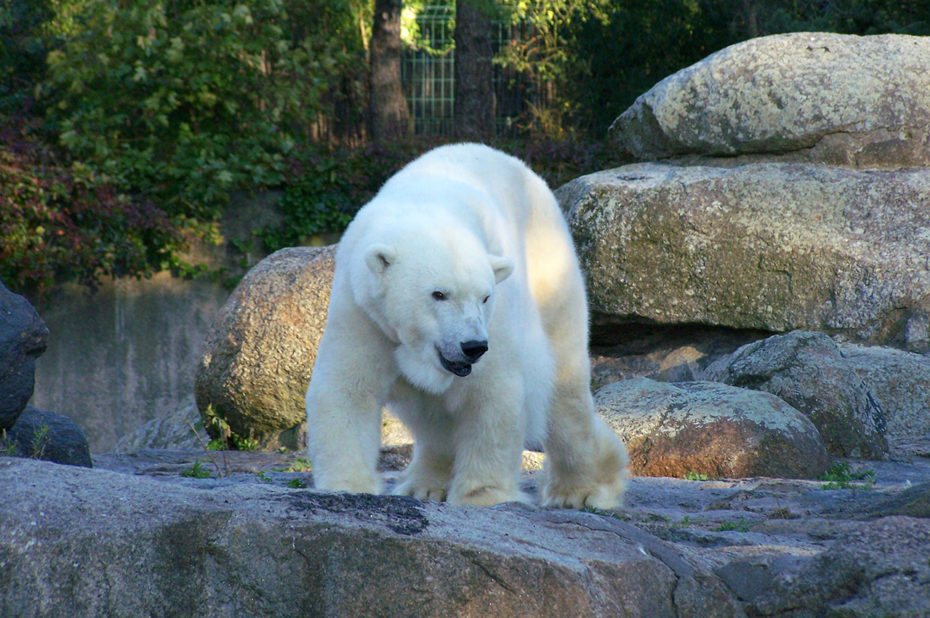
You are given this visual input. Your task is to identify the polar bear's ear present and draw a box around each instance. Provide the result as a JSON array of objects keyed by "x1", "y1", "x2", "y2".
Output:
[
  {"x1": 365, "y1": 244, "x2": 397, "y2": 276},
  {"x1": 489, "y1": 254, "x2": 514, "y2": 284}
]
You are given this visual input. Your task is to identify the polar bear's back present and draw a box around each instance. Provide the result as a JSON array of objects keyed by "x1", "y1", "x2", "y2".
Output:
[{"x1": 378, "y1": 143, "x2": 584, "y2": 326}]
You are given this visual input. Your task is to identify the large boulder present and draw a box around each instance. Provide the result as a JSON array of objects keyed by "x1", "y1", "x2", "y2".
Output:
[
  {"x1": 610, "y1": 32, "x2": 930, "y2": 167},
  {"x1": 0, "y1": 280, "x2": 49, "y2": 430},
  {"x1": 195, "y1": 246, "x2": 335, "y2": 450},
  {"x1": 594, "y1": 377, "x2": 830, "y2": 479},
  {"x1": 557, "y1": 162, "x2": 930, "y2": 351},
  {"x1": 703, "y1": 331, "x2": 888, "y2": 459},
  {"x1": 0, "y1": 457, "x2": 741, "y2": 616}
]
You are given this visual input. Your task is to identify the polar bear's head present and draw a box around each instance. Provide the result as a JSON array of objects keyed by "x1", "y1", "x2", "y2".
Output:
[{"x1": 358, "y1": 232, "x2": 513, "y2": 394}]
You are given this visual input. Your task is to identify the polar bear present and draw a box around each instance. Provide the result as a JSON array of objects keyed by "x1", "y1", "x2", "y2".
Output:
[{"x1": 304, "y1": 143, "x2": 628, "y2": 508}]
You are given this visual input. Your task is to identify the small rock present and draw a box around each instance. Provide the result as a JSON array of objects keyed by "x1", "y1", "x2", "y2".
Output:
[
  {"x1": 594, "y1": 377, "x2": 830, "y2": 479},
  {"x1": 703, "y1": 331, "x2": 888, "y2": 459},
  {"x1": 4, "y1": 405, "x2": 92, "y2": 467},
  {"x1": 111, "y1": 398, "x2": 210, "y2": 453}
]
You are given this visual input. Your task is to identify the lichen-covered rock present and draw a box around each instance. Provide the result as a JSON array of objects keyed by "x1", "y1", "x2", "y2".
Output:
[
  {"x1": 610, "y1": 33, "x2": 930, "y2": 167},
  {"x1": 195, "y1": 246, "x2": 335, "y2": 449},
  {"x1": 0, "y1": 280, "x2": 49, "y2": 430},
  {"x1": 594, "y1": 377, "x2": 829, "y2": 479},
  {"x1": 703, "y1": 331, "x2": 888, "y2": 459},
  {"x1": 557, "y1": 162, "x2": 930, "y2": 351}
]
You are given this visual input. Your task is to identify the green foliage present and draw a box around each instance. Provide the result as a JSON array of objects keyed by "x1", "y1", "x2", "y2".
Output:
[
  {"x1": 819, "y1": 461, "x2": 876, "y2": 490},
  {"x1": 714, "y1": 518, "x2": 756, "y2": 532},
  {"x1": 181, "y1": 459, "x2": 212, "y2": 478},
  {"x1": 0, "y1": 0, "x2": 56, "y2": 113},
  {"x1": 684, "y1": 471, "x2": 710, "y2": 481},
  {"x1": 286, "y1": 477, "x2": 308, "y2": 488},
  {"x1": 262, "y1": 141, "x2": 433, "y2": 252},
  {"x1": 42, "y1": 0, "x2": 355, "y2": 222},
  {"x1": 201, "y1": 403, "x2": 261, "y2": 451},
  {"x1": 285, "y1": 457, "x2": 313, "y2": 473},
  {"x1": 0, "y1": 116, "x2": 183, "y2": 296}
]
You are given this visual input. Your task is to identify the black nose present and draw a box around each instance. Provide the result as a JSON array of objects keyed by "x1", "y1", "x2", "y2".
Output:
[{"x1": 461, "y1": 340, "x2": 488, "y2": 362}]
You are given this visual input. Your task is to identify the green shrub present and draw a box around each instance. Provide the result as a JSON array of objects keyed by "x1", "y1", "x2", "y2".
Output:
[
  {"x1": 42, "y1": 0, "x2": 355, "y2": 221},
  {"x1": 0, "y1": 116, "x2": 183, "y2": 296},
  {"x1": 262, "y1": 141, "x2": 436, "y2": 252}
]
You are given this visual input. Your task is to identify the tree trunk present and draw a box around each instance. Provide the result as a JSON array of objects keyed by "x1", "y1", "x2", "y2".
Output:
[
  {"x1": 368, "y1": 0, "x2": 410, "y2": 142},
  {"x1": 454, "y1": 0, "x2": 495, "y2": 141}
]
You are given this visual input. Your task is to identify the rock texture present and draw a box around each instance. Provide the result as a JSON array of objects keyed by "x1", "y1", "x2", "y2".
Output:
[
  {"x1": 609, "y1": 33, "x2": 930, "y2": 166},
  {"x1": 557, "y1": 163, "x2": 930, "y2": 350},
  {"x1": 195, "y1": 246, "x2": 335, "y2": 449},
  {"x1": 0, "y1": 280, "x2": 49, "y2": 430},
  {"x1": 3, "y1": 405, "x2": 92, "y2": 467},
  {"x1": 0, "y1": 457, "x2": 740, "y2": 616},
  {"x1": 6, "y1": 451, "x2": 930, "y2": 616},
  {"x1": 595, "y1": 377, "x2": 829, "y2": 479},
  {"x1": 838, "y1": 343, "x2": 930, "y2": 454},
  {"x1": 111, "y1": 398, "x2": 209, "y2": 453},
  {"x1": 703, "y1": 331, "x2": 888, "y2": 459}
]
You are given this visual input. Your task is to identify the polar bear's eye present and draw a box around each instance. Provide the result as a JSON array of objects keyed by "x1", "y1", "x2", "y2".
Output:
[
  {"x1": 482, "y1": 295, "x2": 490, "y2": 304},
  {"x1": 432, "y1": 291, "x2": 446, "y2": 301}
]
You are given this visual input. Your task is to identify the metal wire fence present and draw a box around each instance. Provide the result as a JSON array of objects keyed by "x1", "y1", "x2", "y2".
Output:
[{"x1": 400, "y1": 5, "x2": 531, "y2": 138}]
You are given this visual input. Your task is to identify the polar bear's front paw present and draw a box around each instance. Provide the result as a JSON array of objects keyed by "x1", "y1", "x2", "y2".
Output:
[
  {"x1": 314, "y1": 469, "x2": 382, "y2": 495},
  {"x1": 449, "y1": 483, "x2": 527, "y2": 507},
  {"x1": 540, "y1": 480, "x2": 624, "y2": 510}
]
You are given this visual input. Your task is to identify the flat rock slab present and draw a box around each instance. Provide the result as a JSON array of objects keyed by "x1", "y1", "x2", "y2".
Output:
[
  {"x1": 1, "y1": 456, "x2": 738, "y2": 616},
  {"x1": 5, "y1": 451, "x2": 930, "y2": 616}
]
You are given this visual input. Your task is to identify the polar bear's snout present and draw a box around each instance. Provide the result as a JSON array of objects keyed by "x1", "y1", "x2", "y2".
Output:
[
  {"x1": 460, "y1": 339, "x2": 488, "y2": 362},
  {"x1": 436, "y1": 339, "x2": 488, "y2": 377}
]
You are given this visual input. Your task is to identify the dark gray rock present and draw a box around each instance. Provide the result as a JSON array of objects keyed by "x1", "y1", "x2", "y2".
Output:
[
  {"x1": 5, "y1": 405, "x2": 92, "y2": 467},
  {"x1": 0, "y1": 280, "x2": 48, "y2": 430},
  {"x1": 751, "y1": 516, "x2": 930, "y2": 617}
]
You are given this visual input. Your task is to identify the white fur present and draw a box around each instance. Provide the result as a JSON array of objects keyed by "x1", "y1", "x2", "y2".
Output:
[{"x1": 305, "y1": 143, "x2": 628, "y2": 508}]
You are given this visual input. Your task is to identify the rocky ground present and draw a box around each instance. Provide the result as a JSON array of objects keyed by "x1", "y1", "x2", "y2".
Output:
[{"x1": 5, "y1": 445, "x2": 926, "y2": 616}]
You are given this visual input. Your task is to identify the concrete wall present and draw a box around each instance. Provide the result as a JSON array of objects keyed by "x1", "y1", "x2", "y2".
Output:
[{"x1": 30, "y1": 274, "x2": 228, "y2": 453}]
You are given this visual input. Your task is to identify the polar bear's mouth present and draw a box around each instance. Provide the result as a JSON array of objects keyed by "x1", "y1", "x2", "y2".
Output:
[{"x1": 437, "y1": 349, "x2": 472, "y2": 377}]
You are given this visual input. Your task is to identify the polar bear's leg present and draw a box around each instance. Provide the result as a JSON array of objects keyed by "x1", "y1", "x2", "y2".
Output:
[
  {"x1": 538, "y1": 284, "x2": 628, "y2": 510},
  {"x1": 305, "y1": 315, "x2": 397, "y2": 495},
  {"x1": 389, "y1": 387, "x2": 455, "y2": 500},
  {"x1": 393, "y1": 430, "x2": 454, "y2": 501},
  {"x1": 445, "y1": 382, "x2": 527, "y2": 506}
]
